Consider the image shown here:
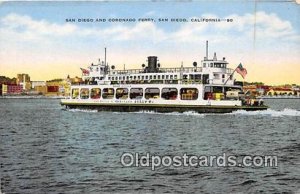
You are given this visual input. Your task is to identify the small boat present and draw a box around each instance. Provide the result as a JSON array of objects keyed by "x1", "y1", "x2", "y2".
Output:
[{"x1": 61, "y1": 42, "x2": 268, "y2": 113}]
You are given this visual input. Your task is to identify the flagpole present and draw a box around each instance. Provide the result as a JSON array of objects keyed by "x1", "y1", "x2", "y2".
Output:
[{"x1": 224, "y1": 67, "x2": 237, "y2": 85}]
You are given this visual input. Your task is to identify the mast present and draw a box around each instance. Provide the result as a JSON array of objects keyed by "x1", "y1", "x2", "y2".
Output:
[
  {"x1": 104, "y1": 47, "x2": 108, "y2": 74},
  {"x1": 206, "y1": 40, "x2": 208, "y2": 60},
  {"x1": 104, "y1": 47, "x2": 107, "y2": 66},
  {"x1": 180, "y1": 61, "x2": 184, "y2": 84}
]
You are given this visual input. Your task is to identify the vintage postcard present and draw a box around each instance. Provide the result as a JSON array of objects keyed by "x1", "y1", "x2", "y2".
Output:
[{"x1": 0, "y1": 1, "x2": 299, "y2": 193}]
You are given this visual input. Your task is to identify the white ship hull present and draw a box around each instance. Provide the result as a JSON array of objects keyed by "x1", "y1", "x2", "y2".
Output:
[{"x1": 61, "y1": 84, "x2": 267, "y2": 113}]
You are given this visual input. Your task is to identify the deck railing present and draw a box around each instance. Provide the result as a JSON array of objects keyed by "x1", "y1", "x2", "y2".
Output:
[{"x1": 111, "y1": 67, "x2": 203, "y2": 75}]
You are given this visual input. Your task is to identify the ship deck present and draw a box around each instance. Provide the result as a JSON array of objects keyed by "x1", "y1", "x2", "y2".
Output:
[{"x1": 61, "y1": 101, "x2": 268, "y2": 113}]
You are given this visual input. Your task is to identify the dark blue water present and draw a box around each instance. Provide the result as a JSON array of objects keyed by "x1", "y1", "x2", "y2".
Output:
[{"x1": 0, "y1": 99, "x2": 299, "y2": 193}]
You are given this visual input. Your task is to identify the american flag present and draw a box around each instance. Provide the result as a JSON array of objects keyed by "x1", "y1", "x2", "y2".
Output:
[
  {"x1": 80, "y1": 68, "x2": 89, "y2": 75},
  {"x1": 236, "y1": 63, "x2": 247, "y2": 79}
]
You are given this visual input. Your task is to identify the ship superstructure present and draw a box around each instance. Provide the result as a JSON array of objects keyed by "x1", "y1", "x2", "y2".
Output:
[{"x1": 61, "y1": 42, "x2": 267, "y2": 113}]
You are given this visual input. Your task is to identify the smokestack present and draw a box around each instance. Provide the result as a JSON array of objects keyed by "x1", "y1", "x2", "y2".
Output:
[{"x1": 147, "y1": 56, "x2": 158, "y2": 73}]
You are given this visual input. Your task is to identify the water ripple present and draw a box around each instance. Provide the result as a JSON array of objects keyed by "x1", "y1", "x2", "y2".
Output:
[{"x1": 0, "y1": 99, "x2": 299, "y2": 193}]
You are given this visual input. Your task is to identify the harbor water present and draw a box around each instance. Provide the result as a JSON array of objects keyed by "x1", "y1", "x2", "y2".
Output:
[{"x1": 0, "y1": 99, "x2": 299, "y2": 193}]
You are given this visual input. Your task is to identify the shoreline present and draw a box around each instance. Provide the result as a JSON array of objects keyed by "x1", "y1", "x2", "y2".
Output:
[
  {"x1": 1, "y1": 96, "x2": 300, "y2": 100},
  {"x1": 259, "y1": 96, "x2": 300, "y2": 99},
  {"x1": 0, "y1": 95, "x2": 65, "y2": 99}
]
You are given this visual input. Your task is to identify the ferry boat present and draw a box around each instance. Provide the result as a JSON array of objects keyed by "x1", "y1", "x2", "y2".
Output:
[{"x1": 61, "y1": 42, "x2": 268, "y2": 113}]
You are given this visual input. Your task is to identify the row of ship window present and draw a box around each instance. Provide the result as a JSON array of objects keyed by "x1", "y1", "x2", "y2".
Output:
[
  {"x1": 203, "y1": 63, "x2": 227, "y2": 68},
  {"x1": 108, "y1": 74, "x2": 179, "y2": 81},
  {"x1": 107, "y1": 74, "x2": 204, "y2": 81},
  {"x1": 72, "y1": 87, "x2": 199, "y2": 100}
]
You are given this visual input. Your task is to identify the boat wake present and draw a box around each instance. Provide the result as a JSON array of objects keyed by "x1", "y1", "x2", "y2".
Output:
[
  {"x1": 228, "y1": 108, "x2": 300, "y2": 117},
  {"x1": 112, "y1": 110, "x2": 205, "y2": 117},
  {"x1": 64, "y1": 108, "x2": 300, "y2": 117},
  {"x1": 65, "y1": 108, "x2": 98, "y2": 113},
  {"x1": 118, "y1": 109, "x2": 300, "y2": 117},
  {"x1": 139, "y1": 110, "x2": 205, "y2": 117}
]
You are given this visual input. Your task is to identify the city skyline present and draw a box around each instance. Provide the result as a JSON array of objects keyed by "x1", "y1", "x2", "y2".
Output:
[{"x1": 0, "y1": 1, "x2": 299, "y2": 85}]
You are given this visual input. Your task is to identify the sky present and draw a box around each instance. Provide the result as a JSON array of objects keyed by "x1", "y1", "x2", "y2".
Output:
[{"x1": 0, "y1": 1, "x2": 299, "y2": 85}]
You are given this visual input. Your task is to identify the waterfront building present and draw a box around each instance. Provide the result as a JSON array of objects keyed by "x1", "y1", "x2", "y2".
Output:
[
  {"x1": 16, "y1": 74, "x2": 31, "y2": 90},
  {"x1": 34, "y1": 85, "x2": 47, "y2": 95},
  {"x1": 266, "y1": 88, "x2": 294, "y2": 96},
  {"x1": 46, "y1": 79, "x2": 71, "y2": 97},
  {"x1": 31, "y1": 81, "x2": 46, "y2": 88},
  {"x1": 1, "y1": 84, "x2": 23, "y2": 95}
]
